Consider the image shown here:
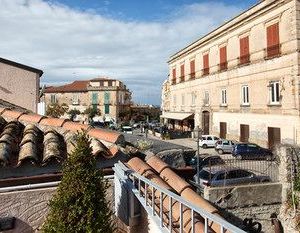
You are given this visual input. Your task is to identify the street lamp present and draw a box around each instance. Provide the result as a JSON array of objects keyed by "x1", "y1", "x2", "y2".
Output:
[{"x1": 196, "y1": 126, "x2": 202, "y2": 187}]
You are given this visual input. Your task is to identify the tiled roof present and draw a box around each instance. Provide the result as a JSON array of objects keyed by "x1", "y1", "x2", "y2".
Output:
[
  {"x1": 127, "y1": 156, "x2": 224, "y2": 233},
  {"x1": 44, "y1": 80, "x2": 90, "y2": 93},
  {"x1": 0, "y1": 108, "x2": 125, "y2": 179},
  {"x1": 0, "y1": 99, "x2": 32, "y2": 113}
]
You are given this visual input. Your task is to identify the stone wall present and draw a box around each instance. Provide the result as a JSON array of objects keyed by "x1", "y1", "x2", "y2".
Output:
[{"x1": 0, "y1": 179, "x2": 114, "y2": 233}]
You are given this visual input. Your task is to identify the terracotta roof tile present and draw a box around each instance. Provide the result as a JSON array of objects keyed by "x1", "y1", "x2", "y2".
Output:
[
  {"x1": 1, "y1": 110, "x2": 25, "y2": 120},
  {"x1": 44, "y1": 80, "x2": 89, "y2": 93},
  {"x1": 40, "y1": 117, "x2": 69, "y2": 127},
  {"x1": 0, "y1": 107, "x2": 7, "y2": 115},
  {"x1": 88, "y1": 128, "x2": 124, "y2": 145},
  {"x1": 19, "y1": 113, "x2": 45, "y2": 123},
  {"x1": 62, "y1": 121, "x2": 90, "y2": 132}
]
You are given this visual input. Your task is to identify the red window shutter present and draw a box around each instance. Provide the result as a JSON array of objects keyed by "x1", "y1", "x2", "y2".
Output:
[
  {"x1": 203, "y1": 54, "x2": 209, "y2": 75},
  {"x1": 190, "y1": 60, "x2": 195, "y2": 79},
  {"x1": 219, "y1": 46, "x2": 227, "y2": 70},
  {"x1": 180, "y1": 64, "x2": 185, "y2": 82},
  {"x1": 240, "y1": 36, "x2": 249, "y2": 64},
  {"x1": 267, "y1": 23, "x2": 280, "y2": 57},
  {"x1": 172, "y1": 68, "x2": 176, "y2": 79}
]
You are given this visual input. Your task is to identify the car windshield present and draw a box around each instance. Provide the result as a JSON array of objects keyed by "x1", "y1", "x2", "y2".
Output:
[
  {"x1": 199, "y1": 170, "x2": 212, "y2": 180},
  {"x1": 123, "y1": 127, "x2": 132, "y2": 132},
  {"x1": 202, "y1": 157, "x2": 224, "y2": 166}
]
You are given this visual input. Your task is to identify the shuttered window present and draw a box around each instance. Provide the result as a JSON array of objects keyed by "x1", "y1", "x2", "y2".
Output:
[
  {"x1": 172, "y1": 68, "x2": 176, "y2": 84},
  {"x1": 266, "y1": 22, "x2": 280, "y2": 58},
  {"x1": 190, "y1": 60, "x2": 195, "y2": 79},
  {"x1": 219, "y1": 46, "x2": 227, "y2": 71},
  {"x1": 180, "y1": 64, "x2": 185, "y2": 82},
  {"x1": 239, "y1": 36, "x2": 250, "y2": 64},
  {"x1": 241, "y1": 85, "x2": 249, "y2": 105},
  {"x1": 203, "y1": 54, "x2": 209, "y2": 75}
]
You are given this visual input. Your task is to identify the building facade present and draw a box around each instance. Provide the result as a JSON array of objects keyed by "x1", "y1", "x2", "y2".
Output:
[
  {"x1": 0, "y1": 57, "x2": 43, "y2": 113},
  {"x1": 162, "y1": 0, "x2": 300, "y2": 148},
  {"x1": 44, "y1": 77, "x2": 132, "y2": 123}
]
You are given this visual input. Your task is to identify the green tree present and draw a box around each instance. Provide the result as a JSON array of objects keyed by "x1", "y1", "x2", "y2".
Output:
[
  {"x1": 42, "y1": 132, "x2": 114, "y2": 233},
  {"x1": 68, "y1": 109, "x2": 81, "y2": 121},
  {"x1": 46, "y1": 103, "x2": 69, "y2": 118},
  {"x1": 84, "y1": 106, "x2": 101, "y2": 122}
]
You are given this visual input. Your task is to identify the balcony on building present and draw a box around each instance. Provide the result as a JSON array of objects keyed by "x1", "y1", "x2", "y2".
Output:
[
  {"x1": 202, "y1": 68, "x2": 209, "y2": 76},
  {"x1": 265, "y1": 44, "x2": 281, "y2": 59},
  {"x1": 239, "y1": 54, "x2": 250, "y2": 66},
  {"x1": 190, "y1": 72, "x2": 196, "y2": 80},
  {"x1": 219, "y1": 62, "x2": 228, "y2": 71}
]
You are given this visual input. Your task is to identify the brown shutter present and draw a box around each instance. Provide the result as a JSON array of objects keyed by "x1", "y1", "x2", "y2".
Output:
[
  {"x1": 203, "y1": 54, "x2": 209, "y2": 75},
  {"x1": 180, "y1": 64, "x2": 185, "y2": 82},
  {"x1": 190, "y1": 60, "x2": 195, "y2": 79},
  {"x1": 172, "y1": 68, "x2": 176, "y2": 84},
  {"x1": 267, "y1": 23, "x2": 280, "y2": 57},
  {"x1": 219, "y1": 46, "x2": 227, "y2": 70},
  {"x1": 239, "y1": 36, "x2": 249, "y2": 64}
]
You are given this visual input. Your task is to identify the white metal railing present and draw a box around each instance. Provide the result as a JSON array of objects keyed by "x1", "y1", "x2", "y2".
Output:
[{"x1": 114, "y1": 162, "x2": 246, "y2": 233}]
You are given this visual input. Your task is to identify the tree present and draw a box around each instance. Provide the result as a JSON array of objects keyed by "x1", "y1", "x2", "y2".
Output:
[
  {"x1": 46, "y1": 103, "x2": 69, "y2": 118},
  {"x1": 42, "y1": 132, "x2": 114, "y2": 233},
  {"x1": 68, "y1": 109, "x2": 81, "y2": 121},
  {"x1": 84, "y1": 106, "x2": 101, "y2": 122}
]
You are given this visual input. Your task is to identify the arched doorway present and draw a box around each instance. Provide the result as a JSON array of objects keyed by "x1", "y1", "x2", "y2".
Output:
[{"x1": 202, "y1": 111, "x2": 210, "y2": 135}]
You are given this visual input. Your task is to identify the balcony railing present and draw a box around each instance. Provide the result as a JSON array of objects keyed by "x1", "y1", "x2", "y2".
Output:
[
  {"x1": 171, "y1": 79, "x2": 176, "y2": 85},
  {"x1": 190, "y1": 72, "x2": 196, "y2": 80},
  {"x1": 219, "y1": 62, "x2": 228, "y2": 71},
  {"x1": 202, "y1": 68, "x2": 209, "y2": 76},
  {"x1": 179, "y1": 76, "x2": 185, "y2": 83},
  {"x1": 265, "y1": 44, "x2": 281, "y2": 59},
  {"x1": 239, "y1": 54, "x2": 250, "y2": 65},
  {"x1": 114, "y1": 162, "x2": 246, "y2": 233}
]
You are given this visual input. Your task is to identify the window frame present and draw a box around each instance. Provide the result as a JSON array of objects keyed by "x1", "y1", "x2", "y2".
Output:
[
  {"x1": 204, "y1": 91, "x2": 210, "y2": 106},
  {"x1": 269, "y1": 81, "x2": 280, "y2": 105},
  {"x1": 72, "y1": 93, "x2": 79, "y2": 105},
  {"x1": 241, "y1": 85, "x2": 249, "y2": 106},
  {"x1": 221, "y1": 88, "x2": 227, "y2": 106},
  {"x1": 50, "y1": 94, "x2": 57, "y2": 104}
]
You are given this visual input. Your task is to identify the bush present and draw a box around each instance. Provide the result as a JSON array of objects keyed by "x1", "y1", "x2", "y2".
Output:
[
  {"x1": 42, "y1": 132, "x2": 114, "y2": 233},
  {"x1": 68, "y1": 109, "x2": 81, "y2": 121},
  {"x1": 46, "y1": 103, "x2": 68, "y2": 118}
]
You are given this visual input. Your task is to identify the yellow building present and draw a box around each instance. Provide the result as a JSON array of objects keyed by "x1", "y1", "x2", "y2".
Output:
[
  {"x1": 44, "y1": 77, "x2": 131, "y2": 123},
  {"x1": 162, "y1": 0, "x2": 300, "y2": 148}
]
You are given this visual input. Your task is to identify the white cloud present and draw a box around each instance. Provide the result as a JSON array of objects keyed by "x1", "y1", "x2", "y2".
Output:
[{"x1": 0, "y1": 0, "x2": 242, "y2": 104}]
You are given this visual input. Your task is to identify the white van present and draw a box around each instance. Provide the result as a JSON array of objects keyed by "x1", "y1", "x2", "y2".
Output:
[
  {"x1": 199, "y1": 135, "x2": 219, "y2": 148},
  {"x1": 122, "y1": 126, "x2": 133, "y2": 134}
]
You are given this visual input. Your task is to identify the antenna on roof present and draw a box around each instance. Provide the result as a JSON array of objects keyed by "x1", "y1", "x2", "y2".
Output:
[{"x1": 39, "y1": 85, "x2": 46, "y2": 98}]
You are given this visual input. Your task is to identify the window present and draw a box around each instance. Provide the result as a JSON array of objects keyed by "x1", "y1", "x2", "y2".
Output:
[
  {"x1": 105, "y1": 104, "x2": 110, "y2": 114},
  {"x1": 203, "y1": 54, "x2": 209, "y2": 75},
  {"x1": 92, "y1": 92, "x2": 98, "y2": 105},
  {"x1": 180, "y1": 64, "x2": 185, "y2": 82},
  {"x1": 191, "y1": 92, "x2": 196, "y2": 106},
  {"x1": 221, "y1": 89, "x2": 227, "y2": 105},
  {"x1": 269, "y1": 81, "x2": 280, "y2": 104},
  {"x1": 204, "y1": 91, "x2": 209, "y2": 105},
  {"x1": 173, "y1": 95, "x2": 177, "y2": 105},
  {"x1": 72, "y1": 93, "x2": 79, "y2": 105},
  {"x1": 190, "y1": 60, "x2": 195, "y2": 79},
  {"x1": 241, "y1": 85, "x2": 249, "y2": 105},
  {"x1": 219, "y1": 46, "x2": 227, "y2": 71},
  {"x1": 266, "y1": 22, "x2": 280, "y2": 58},
  {"x1": 181, "y1": 94, "x2": 185, "y2": 106},
  {"x1": 104, "y1": 91, "x2": 110, "y2": 104},
  {"x1": 172, "y1": 68, "x2": 176, "y2": 84},
  {"x1": 50, "y1": 94, "x2": 57, "y2": 104},
  {"x1": 239, "y1": 36, "x2": 250, "y2": 65}
]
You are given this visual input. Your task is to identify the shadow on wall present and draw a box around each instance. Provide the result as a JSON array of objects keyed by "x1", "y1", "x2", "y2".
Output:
[{"x1": 3, "y1": 218, "x2": 33, "y2": 233}]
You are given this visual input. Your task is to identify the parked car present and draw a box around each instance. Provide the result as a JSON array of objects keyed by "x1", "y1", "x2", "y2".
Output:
[
  {"x1": 122, "y1": 126, "x2": 133, "y2": 134},
  {"x1": 232, "y1": 143, "x2": 273, "y2": 160},
  {"x1": 132, "y1": 122, "x2": 140, "y2": 129},
  {"x1": 215, "y1": 139, "x2": 236, "y2": 154},
  {"x1": 90, "y1": 121, "x2": 105, "y2": 128},
  {"x1": 199, "y1": 135, "x2": 219, "y2": 148},
  {"x1": 193, "y1": 166, "x2": 271, "y2": 189},
  {"x1": 189, "y1": 155, "x2": 225, "y2": 169}
]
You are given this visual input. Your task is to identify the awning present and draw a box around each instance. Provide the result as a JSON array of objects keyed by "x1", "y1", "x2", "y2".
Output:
[{"x1": 160, "y1": 112, "x2": 194, "y2": 121}]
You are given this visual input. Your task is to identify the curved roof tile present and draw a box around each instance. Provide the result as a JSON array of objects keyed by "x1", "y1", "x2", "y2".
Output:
[
  {"x1": 88, "y1": 128, "x2": 124, "y2": 145},
  {"x1": 62, "y1": 121, "x2": 90, "y2": 132},
  {"x1": 1, "y1": 110, "x2": 25, "y2": 120},
  {"x1": 19, "y1": 114, "x2": 45, "y2": 123},
  {"x1": 40, "y1": 117, "x2": 69, "y2": 127}
]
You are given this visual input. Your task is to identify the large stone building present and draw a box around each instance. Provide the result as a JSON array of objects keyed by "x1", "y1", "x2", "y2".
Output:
[
  {"x1": 161, "y1": 0, "x2": 300, "y2": 148},
  {"x1": 44, "y1": 77, "x2": 131, "y2": 123},
  {"x1": 0, "y1": 57, "x2": 43, "y2": 113}
]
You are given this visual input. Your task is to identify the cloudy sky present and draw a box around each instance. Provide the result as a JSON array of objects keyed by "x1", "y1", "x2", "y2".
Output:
[{"x1": 0, "y1": 0, "x2": 257, "y2": 105}]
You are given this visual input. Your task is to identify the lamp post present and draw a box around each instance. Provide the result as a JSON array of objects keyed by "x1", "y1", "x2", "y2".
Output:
[{"x1": 196, "y1": 126, "x2": 202, "y2": 187}]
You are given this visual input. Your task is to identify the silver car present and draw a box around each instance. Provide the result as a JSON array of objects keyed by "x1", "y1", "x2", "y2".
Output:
[
  {"x1": 193, "y1": 166, "x2": 271, "y2": 189},
  {"x1": 215, "y1": 139, "x2": 236, "y2": 154}
]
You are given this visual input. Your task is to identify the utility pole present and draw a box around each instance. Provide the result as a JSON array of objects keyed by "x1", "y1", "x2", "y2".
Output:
[{"x1": 196, "y1": 126, "x2": 202, "y2": 187}]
